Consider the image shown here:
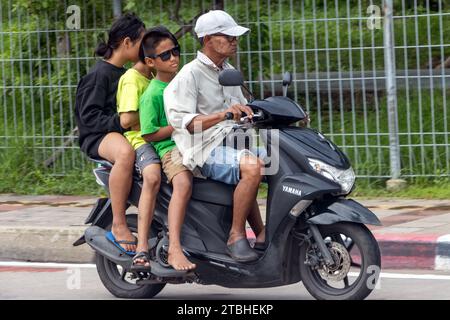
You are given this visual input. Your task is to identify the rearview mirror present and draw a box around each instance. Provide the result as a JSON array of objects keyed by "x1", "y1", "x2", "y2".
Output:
[
  {"x1": 219, "y1": 69, "x2": 244, "y2": 87},
  {"x1": 282, "y1": 72, "x2": 292, "y2": 97},
  {"x1": 282, "y1": 72, "x2": 292, "y2": 87}
]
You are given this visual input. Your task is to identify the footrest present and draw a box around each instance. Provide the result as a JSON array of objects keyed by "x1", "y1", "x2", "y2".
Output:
[{"x1": 149, "y1": 261, "x2": 192, "y2": 278}]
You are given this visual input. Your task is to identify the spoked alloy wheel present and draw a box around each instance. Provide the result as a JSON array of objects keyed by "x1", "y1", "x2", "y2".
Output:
[
  {"x1": 95, "y1": 214, "x2": 166, "y2": 299},
  {"x1": 299, "y1": 222, "x2": 381, "y2": 300}
]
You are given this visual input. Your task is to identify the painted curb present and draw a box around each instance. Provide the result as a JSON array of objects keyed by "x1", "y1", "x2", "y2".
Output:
[
  {"x1": 0, "y1": 227, "x2": 448, "y2": 270},
  {"x1": 435, "y1": 234, "x2": 450, "y2": 271},
  {"x1": 246, "y1": 230, "x2": 450, "y2": 271}
]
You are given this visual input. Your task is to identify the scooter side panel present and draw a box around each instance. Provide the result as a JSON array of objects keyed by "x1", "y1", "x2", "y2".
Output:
[
  {"x1": 189, "y1": 215, "x2": 302, "y2": 288},
  {"x1": 154, "y1": 190, "x2": 233, "y2": 254},
  {"x1": 266, "y1": 173, "x2": 341, "y2": 242}
]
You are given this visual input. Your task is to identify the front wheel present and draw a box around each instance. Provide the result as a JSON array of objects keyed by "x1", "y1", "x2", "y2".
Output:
[{"x1": 299, "y1": 222, "x2": 381, "y2": 300}]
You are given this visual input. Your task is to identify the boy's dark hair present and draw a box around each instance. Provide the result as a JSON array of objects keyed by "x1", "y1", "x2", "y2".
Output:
[
  {"x1": 95, "y1": 12, "x2": 145, "y2": 59},
  {"x1": 139, "y1": 26, "x2": 179, "y2": 63}
]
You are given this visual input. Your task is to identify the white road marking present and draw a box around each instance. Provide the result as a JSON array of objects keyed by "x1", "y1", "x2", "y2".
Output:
[
  {"x1": 348, "y1": 272, "x2": 450, "y2": 280},
  {"x1": 0, "y1": 262, "x2": 96, "y2": 269},
  {"x1": 1, "y1": 261, "x2": 450, "y2": 280}
]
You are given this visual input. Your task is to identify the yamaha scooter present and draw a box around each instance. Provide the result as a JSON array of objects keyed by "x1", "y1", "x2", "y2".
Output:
[{"x1": 73, "y1": 70, "x2": 381, "y2": 300}]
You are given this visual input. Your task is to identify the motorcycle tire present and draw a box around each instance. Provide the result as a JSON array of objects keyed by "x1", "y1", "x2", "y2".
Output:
[{"x1": 299, "y1": 222, "x2": 381, "y2": 300}]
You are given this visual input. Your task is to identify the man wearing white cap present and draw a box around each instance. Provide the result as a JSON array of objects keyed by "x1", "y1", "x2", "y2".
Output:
[{"x1": 164, "y1": 10, "x2": 265, "y2": 262}]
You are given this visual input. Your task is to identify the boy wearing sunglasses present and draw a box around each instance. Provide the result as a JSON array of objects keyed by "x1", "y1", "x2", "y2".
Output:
[
  {"x1": 139, "y1": 26, "x2": 196, "y2": 271},
  {"x1": 116, "y1": 28, "x2": 161, "y2": 270}
]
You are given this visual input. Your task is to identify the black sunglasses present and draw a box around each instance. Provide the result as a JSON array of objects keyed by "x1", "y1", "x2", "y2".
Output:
[{"x1": 148, "y1": 45, "x2": 181, "y2": 61}]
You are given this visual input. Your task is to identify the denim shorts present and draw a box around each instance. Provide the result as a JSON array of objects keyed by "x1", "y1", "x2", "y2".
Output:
[
  {"x1": 135, "y1": 143, "x2": 160, "y2": 176},
  {"x1": 200, "y1": 146, "x2": 266, "y2": 185}
]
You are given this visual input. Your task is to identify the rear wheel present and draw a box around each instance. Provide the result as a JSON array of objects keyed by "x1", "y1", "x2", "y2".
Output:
[
  {"x1": 299, "y1": 222, "x2": 381, "y2": 300},
  {"x1": 95, "y1": 214, "x2": 166, "y2": 299}
]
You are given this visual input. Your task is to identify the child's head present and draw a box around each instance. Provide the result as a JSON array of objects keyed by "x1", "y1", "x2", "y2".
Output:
[
  {"x1": 95, "y1": 12, "x2": 145, "y2": 63},
  {"x1": 140, "y1": 26, "x2": 180, "y2": 74}
]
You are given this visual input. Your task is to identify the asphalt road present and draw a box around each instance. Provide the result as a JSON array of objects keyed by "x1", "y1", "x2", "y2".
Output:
[{"x1": 1, "y1": 261, "x2": 450, "y2": 300}]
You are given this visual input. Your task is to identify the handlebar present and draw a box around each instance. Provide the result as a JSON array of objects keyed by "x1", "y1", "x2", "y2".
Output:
[
  {"x1": 225, "y1": 111, "x2": 264, "y2": 130},
  {"x1": 225, "y1": 111, "x2": 264, "y2": 123},
  {"x1": 225, "y1": 112, "x2": 234, "y2": 120}
]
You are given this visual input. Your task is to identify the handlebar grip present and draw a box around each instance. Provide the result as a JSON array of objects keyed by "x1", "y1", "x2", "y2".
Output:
[{"x1": 225, "y1": 112, "x2": 234, "y2": 120}]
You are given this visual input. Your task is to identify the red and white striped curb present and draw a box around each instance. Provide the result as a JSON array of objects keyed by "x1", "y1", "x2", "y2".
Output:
[
  {"x1": 435, "y1": 234, "x2": 450, "y2": 271},
  {"x1": 246, "y1": 229, "x2": 450, "y2": 271}
]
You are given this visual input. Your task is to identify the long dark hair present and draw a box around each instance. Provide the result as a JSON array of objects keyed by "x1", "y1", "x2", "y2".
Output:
[{"x1": 95, "y1": 13, "x2": 145, "y2": 59}]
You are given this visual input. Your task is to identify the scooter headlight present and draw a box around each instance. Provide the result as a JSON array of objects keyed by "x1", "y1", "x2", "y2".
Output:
[{"x1": 308, "y1": 158, "x2": 355, "y2": 194}]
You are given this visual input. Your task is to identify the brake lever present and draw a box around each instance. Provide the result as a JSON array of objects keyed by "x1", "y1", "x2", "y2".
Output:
[{"x1": 240, "y1": 111, "x2": 263, "y2": 123}]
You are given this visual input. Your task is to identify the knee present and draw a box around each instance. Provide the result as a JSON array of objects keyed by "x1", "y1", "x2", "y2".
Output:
[
  {"x1": 240, "y1": 160, "x2": 263, "y2": 183},
  {"x1": 143, "y1": 170, "x2": 161, "y2": 191},
  {"x1": 173, "y1": 175, "x2": 192, "y2": 196},
  {"x1": 258, "y1": 158, "x2": 265, "y2": 167},
  {"x1": 115, "y1": 145, "x2": 135, "y2": 166}
]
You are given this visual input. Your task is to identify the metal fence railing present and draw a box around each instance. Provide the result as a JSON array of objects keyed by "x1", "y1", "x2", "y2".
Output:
[{"x1": 0, "y1": 0, "x2": 449, "y2": 179}]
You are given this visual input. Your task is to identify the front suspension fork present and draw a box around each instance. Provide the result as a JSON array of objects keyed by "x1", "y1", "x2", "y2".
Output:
[{"x1": 308, "y1": 224, "x2": 334, "y2": 266}]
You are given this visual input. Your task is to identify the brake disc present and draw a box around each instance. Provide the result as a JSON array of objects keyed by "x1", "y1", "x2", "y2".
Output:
[{"x1": 318, "y1": 241, "x2": 351, "y2": 282}]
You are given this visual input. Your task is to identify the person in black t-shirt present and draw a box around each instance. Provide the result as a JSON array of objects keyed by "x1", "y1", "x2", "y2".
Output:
[{"x1": 74, "y1": 13, "x2": 145, "y2": 254}]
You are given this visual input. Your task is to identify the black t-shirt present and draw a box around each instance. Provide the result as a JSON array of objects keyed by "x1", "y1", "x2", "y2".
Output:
[{"x1": 74, "y1": 60, "x2": 127, "y2": 158}]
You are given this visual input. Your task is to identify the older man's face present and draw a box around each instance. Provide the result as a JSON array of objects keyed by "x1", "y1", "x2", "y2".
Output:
[{"x1": 207, "y1": 34, "x2": 239, "y2": 58}]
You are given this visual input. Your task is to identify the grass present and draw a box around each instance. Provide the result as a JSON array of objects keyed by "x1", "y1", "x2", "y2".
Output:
[
  {"x1": 2, "y1": 86, "x2": 449, "y2": 197},
  {"x1": 0, "y1": 142, "x2": 104, "y2": 196},
  {"x1": 303, "y1": 89, "x2": 450, "y2": 178},
  {"x1": 0, "y1": 168, "x2": 105, "y2": 196},
  {"x1": 1, "y1": 142, "x2": 448, "y2": 199},
  {"x1": 352, "y1": 177, "x2": 450, "y2": 199}
]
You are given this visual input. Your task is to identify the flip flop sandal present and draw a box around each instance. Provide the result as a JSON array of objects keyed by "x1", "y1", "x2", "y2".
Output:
[
  {"x1": 105, "y1": 231, "x2": 137, "y2": 256},
  {"x1": 130, "y1": 251, "x2": 152, "y2": 271}
]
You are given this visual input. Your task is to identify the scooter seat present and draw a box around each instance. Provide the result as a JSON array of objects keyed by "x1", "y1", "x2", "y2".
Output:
[
  {"x1": 89, "y1": 157, "x2": 142, "y2": 180},
  {"x1": 90, "y1": 157, "x2": 235, "y2": 206},
  {"x1": 190, "y1": 178, "x2": 235, "y2": 206},
  {"x1": 89, "y1": 157, "x2": 113, "y2": 168}
]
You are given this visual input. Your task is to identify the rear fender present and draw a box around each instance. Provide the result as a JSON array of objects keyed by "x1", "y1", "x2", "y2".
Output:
[{"x1": 73, "y1": 198, "x2": 115, "y2": 247}]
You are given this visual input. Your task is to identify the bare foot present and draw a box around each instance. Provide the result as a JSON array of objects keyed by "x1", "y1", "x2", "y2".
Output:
[
  {"x1": 134, "y1": 246, "x2": 150, "y2": 267},
  {"x1": 111, "y1": 224, "x2": 137, "y2": 253},
  {"x1": 132, "y1": 251, "x2": 151, "y2": 269},
  {"x1": 168, "y1": 248, "x2": 196, "y2": 271}
]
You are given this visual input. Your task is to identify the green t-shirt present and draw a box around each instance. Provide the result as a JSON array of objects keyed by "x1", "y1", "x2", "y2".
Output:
[
  {"x1": 117, "y1": 68, "x2": 151, "y2": 150},
  {"x1": 139, "y1": 79, "x2": 175, "y2": 158}
]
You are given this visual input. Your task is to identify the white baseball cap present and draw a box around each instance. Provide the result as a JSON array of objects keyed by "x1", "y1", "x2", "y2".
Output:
[{"x1": 194, "y1": 10, "x2": 250, "y2": 38}]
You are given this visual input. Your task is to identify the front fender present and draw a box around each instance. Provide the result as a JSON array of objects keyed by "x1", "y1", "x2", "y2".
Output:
[{"x1": 307, "y1": 198, "x2": 382, "y2": 226}]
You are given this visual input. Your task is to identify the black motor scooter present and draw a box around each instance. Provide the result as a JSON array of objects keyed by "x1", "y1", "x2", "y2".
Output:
[{"x1": 74, "y1": 70, "x2": 381, "y2": 300}]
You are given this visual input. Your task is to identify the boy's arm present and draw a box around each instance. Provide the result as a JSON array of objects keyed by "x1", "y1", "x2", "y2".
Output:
[
  {"x1": 142, "y1": 126, "x2": 174, "y2": 142},
  {"x1": 119, "y1": 111, "x2": 140, "y2": 131},
  {"x1": 140, "y1": 93, "x2": 173, "y2": 142},
  {"x1": 117, "y1": 80, "x2": 141, "y2": 131}
]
